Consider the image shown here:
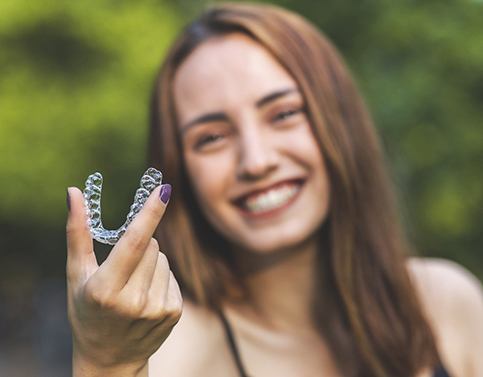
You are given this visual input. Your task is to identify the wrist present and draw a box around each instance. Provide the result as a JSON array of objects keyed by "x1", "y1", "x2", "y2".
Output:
[{"x1": 73, "y1": 353, "x2": 148, "y2": 377}]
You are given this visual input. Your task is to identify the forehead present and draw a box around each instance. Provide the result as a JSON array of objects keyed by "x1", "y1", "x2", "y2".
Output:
[{"x1": 173, "y1": 33, "x2": 297, "y2": 124}]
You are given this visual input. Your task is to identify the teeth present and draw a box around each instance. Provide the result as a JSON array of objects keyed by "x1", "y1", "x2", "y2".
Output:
[{"x1": 243, "y1": 184, "x2": 300, "y2": 213}]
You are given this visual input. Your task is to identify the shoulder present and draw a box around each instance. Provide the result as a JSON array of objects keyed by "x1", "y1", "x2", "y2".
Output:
[
  {"x1": 407, "y1": 257, "x2": 483, "y2": 377},
  {"x1": 407, "y1": 257, "x2": 482, "y2": 311},
  {"x1": 148, "y1": 299, "x2": 234, "y2": 377}
]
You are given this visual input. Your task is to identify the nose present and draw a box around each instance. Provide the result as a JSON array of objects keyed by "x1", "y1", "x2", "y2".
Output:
[{"x1": 236, "y1": 127, "x2": 278, "y2": 181}]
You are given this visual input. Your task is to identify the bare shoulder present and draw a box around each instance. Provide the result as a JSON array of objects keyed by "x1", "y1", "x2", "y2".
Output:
[
  {"x1": 407, "y1": 257, "x2": 483, "y2": 377},
  {"x1": 407, "y1": 257, "x2": 482, "y2": 310},
  {"x1": 148, "y1": 299, "x2": 229, "y2": 377}
]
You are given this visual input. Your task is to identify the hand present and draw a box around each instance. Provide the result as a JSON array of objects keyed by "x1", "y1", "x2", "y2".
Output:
[{"x1": 66, "y1": 184, "x2": 182, "y2": 375}]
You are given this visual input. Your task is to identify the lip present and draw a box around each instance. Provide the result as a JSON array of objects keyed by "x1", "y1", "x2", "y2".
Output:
[
  {"x1": 231, "y1": 178, "x2": 306, "y2": 204},
  {"x1": 232, "y1": 178, "x2": 305, "y2": 219}
]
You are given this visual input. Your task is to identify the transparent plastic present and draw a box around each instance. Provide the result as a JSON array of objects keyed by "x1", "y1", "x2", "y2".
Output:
[{"x1": 83, "y1": 167, "x2": 163, "y2": 245}]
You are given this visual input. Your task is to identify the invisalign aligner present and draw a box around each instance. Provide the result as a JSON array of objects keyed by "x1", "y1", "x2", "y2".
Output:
[{"x1": 83, "y1": 167, "x2": 163, "y2": 245}]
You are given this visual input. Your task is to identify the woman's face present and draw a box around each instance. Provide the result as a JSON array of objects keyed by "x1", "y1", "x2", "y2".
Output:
[{"x1": 173, "y1": 33, "x2": 330, "y2": 254}]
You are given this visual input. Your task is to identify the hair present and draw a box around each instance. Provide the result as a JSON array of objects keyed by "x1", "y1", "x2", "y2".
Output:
[{"x1": 148, "y1": 3, "x2": 441, "y2": 377}]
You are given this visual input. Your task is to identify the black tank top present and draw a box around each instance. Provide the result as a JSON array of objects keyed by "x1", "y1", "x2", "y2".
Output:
[{"x1": 217, "y1": 311, "x2": 452, "y2": 377}]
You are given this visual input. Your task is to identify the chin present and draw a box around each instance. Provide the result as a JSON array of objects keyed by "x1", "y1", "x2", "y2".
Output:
[{"x1": 232, "y1": 224, "x2": 320, "y2": 255}]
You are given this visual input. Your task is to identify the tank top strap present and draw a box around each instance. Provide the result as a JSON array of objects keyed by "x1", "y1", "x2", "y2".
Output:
[
  {"x1": 216, "y1": 309, "x2": 251, "y2": 377},
  {"x1": 432, "y1": 364, "x2": 452, "y2": 377}
]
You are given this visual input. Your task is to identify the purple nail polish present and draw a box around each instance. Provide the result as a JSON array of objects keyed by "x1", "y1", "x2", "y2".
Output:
[
  {"x1": 160, "y1": 184, "x2": 172, "y2": 204},
  {"x1": 66, "y1": 189, "x2": 71, "y2": 211}
]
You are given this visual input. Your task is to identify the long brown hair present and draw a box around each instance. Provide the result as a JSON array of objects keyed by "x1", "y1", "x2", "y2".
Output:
[{"x1": 148, "y1": 3, "x2": 440, "y2": 376}]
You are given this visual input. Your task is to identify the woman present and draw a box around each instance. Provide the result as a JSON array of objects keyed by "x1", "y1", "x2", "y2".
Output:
[{"x1": 65, "y1": 3, "x2": 483, "y2": 377}]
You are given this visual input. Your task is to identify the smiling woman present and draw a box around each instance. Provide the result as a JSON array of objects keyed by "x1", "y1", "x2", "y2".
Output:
[
  {"x1": 65, "y1": 3, "x2": 483, "y2": 377},
  {"x1": 171, "y1": 34, "x2": 330, "y2": 255}
]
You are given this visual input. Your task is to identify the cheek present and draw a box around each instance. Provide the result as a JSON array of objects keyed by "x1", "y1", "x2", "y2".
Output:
[
  {"x1": 287, "y1": 127, "x2": 330, "y2": 198},
  {"x1": 185, "y1": 152, "x2": 234, "y2": 206},
  {"x1": 284, "y1": 126, "x2": 325, "y2": 170}
]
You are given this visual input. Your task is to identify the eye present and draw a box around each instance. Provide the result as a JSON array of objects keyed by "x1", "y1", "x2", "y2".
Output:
[
  {"x1": 194, "y1": 133, "x2": 225, "y2": 150},
  {"x1": 272, "y1": 107, "x2": 305, "y2": 123}
]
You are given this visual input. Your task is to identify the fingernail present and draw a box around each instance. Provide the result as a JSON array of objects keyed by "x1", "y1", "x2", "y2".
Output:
[
  {"x1": 66, "y1": 188, "x2": 71, "y2": 211},
  {"x1": 159, "y1": 184, "x2": 172, "y2": 204}
]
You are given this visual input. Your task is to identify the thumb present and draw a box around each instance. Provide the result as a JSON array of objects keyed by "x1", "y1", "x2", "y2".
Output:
[{"x1": 66, "y1": 187, "x2": 98, "y2": 285}]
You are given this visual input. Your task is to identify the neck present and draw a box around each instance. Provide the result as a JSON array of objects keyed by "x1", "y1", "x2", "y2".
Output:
[{"x1": 228, "y1": 237, "x2": 319, "y2": 334}]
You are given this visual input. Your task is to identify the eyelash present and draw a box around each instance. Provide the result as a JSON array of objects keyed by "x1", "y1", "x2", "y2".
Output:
[
  {"x1": 194, "y1": 133, "x2": 225, "y2": 149},
  {"x1": 272, "y1": 107, "x2": 305, "y2": 123}
]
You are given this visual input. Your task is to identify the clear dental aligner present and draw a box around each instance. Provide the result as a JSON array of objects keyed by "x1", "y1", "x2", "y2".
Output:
[{"x1": 83, "y1": 167, "x2": 163, "y2": 245}]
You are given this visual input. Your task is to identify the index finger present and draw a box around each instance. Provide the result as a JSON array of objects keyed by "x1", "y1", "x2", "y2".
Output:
[{"x1": 96, "y1": 183, "x2": 172, "y2": 290}]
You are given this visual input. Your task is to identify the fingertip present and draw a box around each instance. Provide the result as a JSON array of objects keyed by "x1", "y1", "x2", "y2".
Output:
[
  {"x1": 66, "y1": 187, "x2": 85, "y2": 215},
  {"x1": 66, "y1": 187, "x2": 90, "y2": 234},
  {"x1": 159, "y1": 183, "x2": 172, "y2": 205},
  {"x1": 66, "y1": 188, "x2": 71, "y2": 212}
]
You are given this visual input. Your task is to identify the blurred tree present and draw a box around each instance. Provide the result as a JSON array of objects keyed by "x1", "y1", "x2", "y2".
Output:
[
  {"x1": 0, "y1": 1, "x2": 186, "y2": 336},
  {"x1": 270, "y1": 0, "x2": 483, "y2": 277},
  {"x1": 0, "y1": 0, "x2": 182, "y2": 224},
  {"x1": 0, "y1": 0, "x2": 481, "y2": 282}
]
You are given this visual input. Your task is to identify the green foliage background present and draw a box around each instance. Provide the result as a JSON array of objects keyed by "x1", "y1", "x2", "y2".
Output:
[{"x1": 1, "y1": 0, "x2": 482, "y2": 305}]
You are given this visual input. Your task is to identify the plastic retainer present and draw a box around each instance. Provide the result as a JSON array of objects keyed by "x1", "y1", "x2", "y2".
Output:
[{"x1": 83, "y1": 167, "x2": 163, "y2": 245}]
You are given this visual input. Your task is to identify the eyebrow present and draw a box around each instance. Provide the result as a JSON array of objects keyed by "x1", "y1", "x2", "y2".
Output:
[{"x1": 180, "y1": 87, "x2": 298, "y2": 134}]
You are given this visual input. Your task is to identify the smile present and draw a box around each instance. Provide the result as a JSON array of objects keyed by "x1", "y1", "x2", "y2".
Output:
[{"x1": 234, "y1": 179, "x2": 304, "y2": 217}]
